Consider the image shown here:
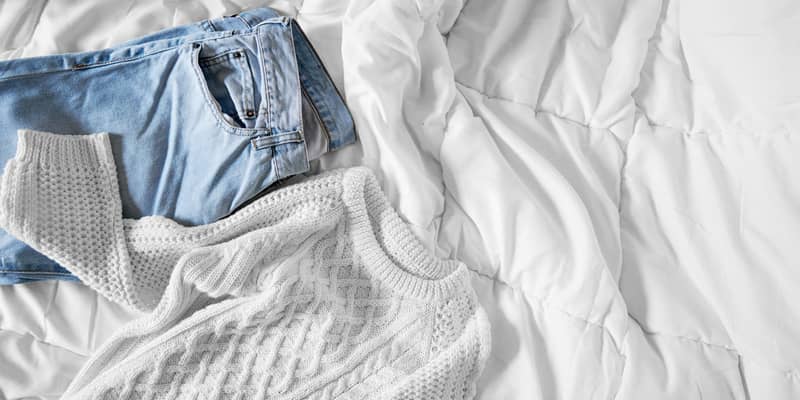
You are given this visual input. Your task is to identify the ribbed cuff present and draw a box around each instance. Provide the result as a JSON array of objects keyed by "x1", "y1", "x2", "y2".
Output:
[{"x1": 14, "y1": 129, "x2": 115, "y2": 170}]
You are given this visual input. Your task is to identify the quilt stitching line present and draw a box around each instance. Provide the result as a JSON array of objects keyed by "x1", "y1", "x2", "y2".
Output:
[
  {"x1": 458, "y1": 78, "x2": 782, "y2": 140},
  {"x1": 467, "y1": 268, "x2": 625, "y2": 359},
  {"x1": 455, "y1": 80, "x2": 608, "y2": 130},
  {"x1": 454, "y1": 80, "x2": 628, "y2": 157},
  {"x1": 0, "y1": 327, "x2": 91, "y2": 358},
  {"x1": 623, "y1": 318, "x2": 800, "y2": 385},
  {"x1": 444, "y1": 0, "x2": 474, "y2": 38},
  {"x1": 628, "y1": 313, "x2": 737, "y2": 353}
]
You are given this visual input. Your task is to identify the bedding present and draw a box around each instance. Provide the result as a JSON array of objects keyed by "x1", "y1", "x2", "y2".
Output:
[{"x1": 1, "y1": 0, "x2": 799, "y2": 399}]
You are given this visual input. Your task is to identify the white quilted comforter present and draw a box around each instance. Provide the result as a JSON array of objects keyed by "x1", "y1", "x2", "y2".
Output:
[{"x1": 1, "y1": 0, "x2": 799, "y2": 399}]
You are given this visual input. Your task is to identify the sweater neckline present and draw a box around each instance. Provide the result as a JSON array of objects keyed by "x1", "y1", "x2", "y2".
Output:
[{"x1": 342, "y1": 168, "x2": 466, "y2": 302}]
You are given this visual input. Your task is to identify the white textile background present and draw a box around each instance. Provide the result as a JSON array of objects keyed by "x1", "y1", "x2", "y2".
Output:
[{"x1": 2, "y1": 0, "x2": 800, "y2": 399}]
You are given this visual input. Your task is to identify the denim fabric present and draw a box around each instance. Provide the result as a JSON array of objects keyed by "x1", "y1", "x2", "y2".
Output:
[{"x1": 0, "y1": 8, "x2": 356, "y2": 283}]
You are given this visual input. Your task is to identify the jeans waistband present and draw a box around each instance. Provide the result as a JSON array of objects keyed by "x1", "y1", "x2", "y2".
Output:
[
  {"x1": 0, "y1": 8, "x2": 355, "y2": 151},
  {"x1": 208, "y1": 10, "x2": 356, "y2": 148}
]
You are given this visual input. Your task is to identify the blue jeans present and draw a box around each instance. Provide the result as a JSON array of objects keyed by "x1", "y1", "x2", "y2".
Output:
[{"x1": 0, "y1": 8, "x2": 356, "y2": 283}]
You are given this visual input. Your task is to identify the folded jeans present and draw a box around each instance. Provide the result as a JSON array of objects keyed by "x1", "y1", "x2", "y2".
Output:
[{"x1": 0, "y1": 7, "x2": 356, "y2": 283}]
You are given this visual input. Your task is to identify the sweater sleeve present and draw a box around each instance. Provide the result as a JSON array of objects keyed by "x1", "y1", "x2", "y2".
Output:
[
  {"x1": 0, "y1": 130, "x2": 143, "y2": 309},
  {"x1": 0, "y1": 130, "x2": 344, "y2": 312}
]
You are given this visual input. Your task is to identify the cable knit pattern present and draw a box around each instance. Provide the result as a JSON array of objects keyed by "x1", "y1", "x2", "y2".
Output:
[{"x1": 0, "y1": 130, "x2": 491, "y2": 400}]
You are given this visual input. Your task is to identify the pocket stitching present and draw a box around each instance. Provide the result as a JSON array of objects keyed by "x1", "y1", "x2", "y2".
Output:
[
  {"x1": 189, "y1": 43, "x2": 268, "y2": 136},
  {"x1": 199, "y1": 48, "x2": 257, "y2": 122},
  {"x1": 237, "y1": 52, "x2": 256, "y2": 120},
  {"x1": 198, "y1": 48, "x2": 245, "y2": 67}
]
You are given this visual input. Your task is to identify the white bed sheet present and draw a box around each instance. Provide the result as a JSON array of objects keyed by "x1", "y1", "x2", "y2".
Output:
[{"x1": 2, "y1": 0, "x2": 800, "y2": 399}]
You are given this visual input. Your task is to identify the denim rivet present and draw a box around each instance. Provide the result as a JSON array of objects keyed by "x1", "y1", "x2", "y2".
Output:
[
  {"x1": 246, "y1": 110, "x2": 255, "y2": 117},
  {"x1": 234, "y1": 52, "x2": 242, "y2": 58}
]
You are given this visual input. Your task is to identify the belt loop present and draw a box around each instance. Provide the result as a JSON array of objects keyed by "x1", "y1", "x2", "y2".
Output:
[
  {"x1": 234, "y1": 8, "x2": 282, "y2": 28},
  {"x1": 199, "y1": 20, "x2": 216, "y2": 33},
  {"x1": 205, "y1": 8, "x2": 285, "y2": 32},
  {"x1": 235, "y1": 15, "x2": 253, "y2": 28}
]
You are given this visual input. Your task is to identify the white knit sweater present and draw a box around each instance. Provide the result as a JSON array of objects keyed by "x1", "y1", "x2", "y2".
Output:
[{"x1": 0, "y1": 130, "x2": 490, "y2": 400}]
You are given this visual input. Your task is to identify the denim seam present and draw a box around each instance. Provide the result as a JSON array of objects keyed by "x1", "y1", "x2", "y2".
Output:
[
  {"x1": 0, "y1": 270, "x2": 74, "y2": 275},
  {"x1": 200, "y1": 19, "x2": 216, "y2": 32},
  {"x1": 238, "y1": 51, "x2": 257, "y2": 121},
  {"x1": 286, "y1": 22, "x2": 307, "y2": 144},
  {"x1": 237, "y1": 15, "x2": 253, "y2": 28},
  {"x1": 301, "y1": 85, "x2": 332, "y2": 152},
  {"x1": 0, "y1": 32, "x2": 240, "y2": 82},
  {"x1": 198, "y1": 48, "x2": 246, "y2": 67},
  {"x1": 290, "y1": 21, "x2": 355, "y2": 146},
  {"x1": 255, "y1": 29, "x2": 272, "y2": 130},
  {"x1": 253, "y1": 17, "x2": 290, "y2": 28},
  {"x1": 0, "y1": 15, "x2": 290, "y2": 82},
  {"x1": 261, "y1": 26, "x2": 277, "y2": 133},
  {"x1": 300, "y1": 25, "x2": 345, "y2": 137}
]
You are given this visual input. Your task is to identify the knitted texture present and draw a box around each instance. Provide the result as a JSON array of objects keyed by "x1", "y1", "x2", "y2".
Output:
[
  {"x1": 0, "y1": 130, "x2": 491, "y2": 400},
  {"x1": 0, "y1": 130, "x2": 138, "y2": 306}
]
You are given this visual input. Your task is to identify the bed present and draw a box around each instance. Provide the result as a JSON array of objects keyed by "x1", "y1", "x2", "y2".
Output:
[{"x1": 1, "y1": 0, "x2": 799, "y2": 398}]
